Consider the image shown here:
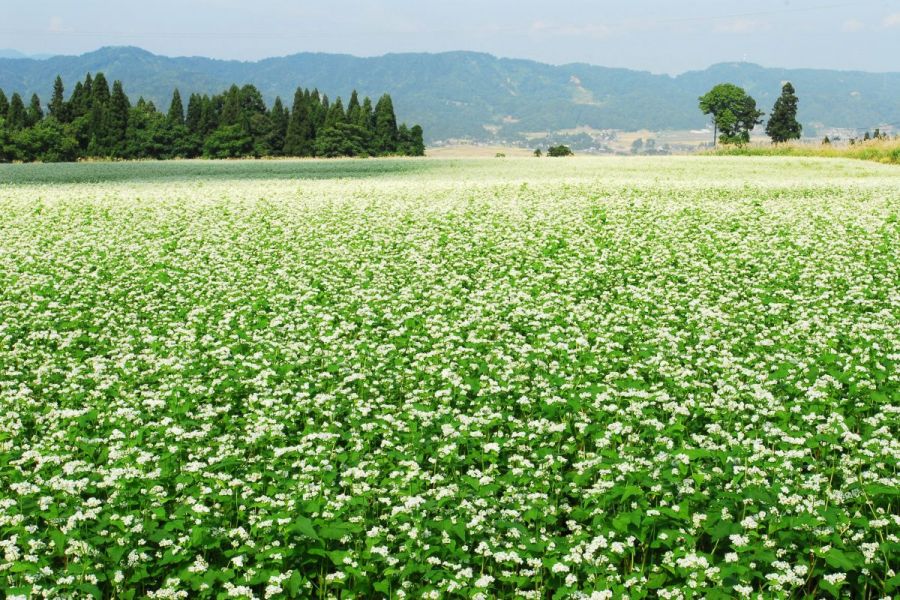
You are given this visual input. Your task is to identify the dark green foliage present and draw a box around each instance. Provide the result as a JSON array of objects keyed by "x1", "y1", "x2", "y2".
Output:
[
  {"x1": 699, "y1": 83, "x2": 764, "y2": 146},
  {"x1": 185, "y1": 93, "x2": 202, "y2": 133},
  {"x1": 167, "y1": 88, "x2": 184, "y2": 126},
  {"x1": 547, "y1": 144, "x2": 574, "y2": 157},
  {"x1": 12, "y1": 118, "x2": 79, "y2": 162},
  {"x1": 91, "y1": 73, "x2": 110, "y2": 105},
  {"x1": 0, "y1": 75, "x2": 424, "y2": 162},
  {"x1": 26, "y1": 94, "x2": 43, "y2": 127},
  {"x1": 268, "y1": 97, "x2": 288, "y2": 157},
  {"x1": 49, "y1": 76, "x2": 67, "y2": 122},
  {"x1": 374, "y1": 94, "x2": 399, "y2": 154},
  {"x1": 68, "y1": 81, "x2": 90, "y2": 119},
  {"x1": 397, "y1": 124, "x2": 425, "y2": 156},
  {"x1": 284, "y1": 88, "x2": 315, "y2": 157},
  {"x1": 6, "y1": 93, "x2": 26, "y2": 131},
  {"x1": 315, "y1": 122, "x2": 369, "y2": 157},
  {"x1": 765, "y1": 82, "x2": 802, "y2": 143},
  {"x1": 203, "y1": 124, "x2": 253, "y2": 158}
]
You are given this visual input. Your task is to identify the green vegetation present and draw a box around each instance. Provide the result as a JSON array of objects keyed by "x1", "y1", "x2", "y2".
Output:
[
  {"x1": 765, "y1": 82, "x2": 802, "y2": 143},
  {"x1": 547, "y1": 144, "x2": 574, "y2": 157},
  {"x1": 0, "y1": 157, "x2": 437, "y2": 185},
  {"x1": 1, "y1": 157, "x2": 898, "y2": 598},
  {"x1": 709, "y1": 138, "x2": 900, "y2": 165},
  {"x1": 698, "y1": 83, "x2": 764, "y2": 146},
  {"x1": 0, "y1": 74, "x2": 424, "y2": 162},
  {"x1": 5, "y1": 47, "x2": 900, "y2": 144}
]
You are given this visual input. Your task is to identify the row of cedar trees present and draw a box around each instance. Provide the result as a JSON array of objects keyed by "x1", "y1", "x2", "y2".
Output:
[{"x1": 0, "y1": 74, "x2": 425, "y2": 162}]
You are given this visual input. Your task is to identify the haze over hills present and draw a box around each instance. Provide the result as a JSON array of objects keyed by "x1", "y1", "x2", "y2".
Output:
[{"x1": 1, "y1": 46, "x2": 899, "y2": 144}]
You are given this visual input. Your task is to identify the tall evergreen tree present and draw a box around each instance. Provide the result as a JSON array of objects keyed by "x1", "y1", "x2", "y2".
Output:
[
  {"x1": 82, "y1": 74, "x2": 94, "y2": 107},
  {"x1": 88, "y1": 74, "x2": 111, "y2": 152},
  {"x1": 0, "y1": 89, "x2": 9, "y2": 120},
  {"x1": 92, "y1": 73, "x2": 110, "y2": 106},
  {"x1": 92, "y1": 80, "x2": 130, "y2": 155},
  {"x1": 374, "y1": 94, "x2": 399, "y2": 154},
  {"x1": 268, "y1": 96, "x2": 288, "y2": 157},
  {"x1": 284, "y1": 88, "x2": 314, "y2": 156},
  {"x1": 168, "y1": 89, "x2": 185, "y2": 126},
  {"x1": 324, "y1": 97, "x2": 346, "y2": 128},
  {"x1": 765, "y1": 82, "x2": 802, "y2": 143},
  {"x1": 220, "y1": 85, "x2": 242, "y2": 127},
  {"x1": 68, "y1": 81, "x2": 89, "y2": 119},
  {"x1": 185, "y1": 93, "x2": 202, "y2": 133},
  {"x1": 6, "y1": 93, "x2": 27, "y2": 131},
  {"x1": 26, "y1": 94, "x2": 44, "y2": 127},
  {"x1": 49, "y1": 76, "x2": 68, "y2": 122},
  {"x1": 200, "y1": 95, "x2": 217, "y2": 135},
  {"x1": 358, "y1": 97, "x2": 374, "y2": 129},
  {"x1": 347, "y1": 90, "x2": 361, "y2": 123}
]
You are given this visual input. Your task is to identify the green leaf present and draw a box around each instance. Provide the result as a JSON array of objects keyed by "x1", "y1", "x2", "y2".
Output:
[
  {"x1": 823, "y1": 548, "x2": 859, "y2": 570},
  {"x1": 290, "y1": 516, "x2": 319, "y2": 540}
]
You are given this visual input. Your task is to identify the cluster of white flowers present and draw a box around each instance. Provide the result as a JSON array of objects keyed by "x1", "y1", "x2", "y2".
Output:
[{"x1": 0, "y1": 156, "x2": 898, "y2": 597}]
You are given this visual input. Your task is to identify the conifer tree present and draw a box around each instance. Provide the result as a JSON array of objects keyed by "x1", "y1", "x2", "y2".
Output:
[
  {"x1": 26, "y1": 94, "x2": 44, "y2": 127},
  {"x1": 50, "y1": 76, "x2": 68, "y2": 122},
  {"x1": 325, "y1": 97, "x2": 346, "y2": 128},
  {"x1": 68, "y1": 81, "x2": 89, "y2": 119},
  {"x1": 168, "y1": 89, "x2": 185, "y2": 126},
  {"x1": 200, "y1": 95, "x2": 217, "y2": 135},
  {"x1": 220, "y1": 85, "x2": 242, "y2": 127},
  {"x1": 185, "y1": 93, "x2": 202, "y2": 133},
  {"x1": 358, "y1": 97, "x2": 374, "y2": 129},
  {"x1": 284, "y1": 88, "x2": 314, "y2": 156},
  {"x1": 268, "y1": 96, "x2": 288, "y2": 157},
  {"x1": 765, "y1": 82, "x2": 802, "y2": 143},
  {"x1": 82, "y1": 74, "x2": 94, "y2": 105},
  {"x1": 92, "y1": 73, "x2": 110, "y2": 106},
  {"x1": 87, "y1": 74, "x2": 111, "y2": 152},
  {"x1": 104, "y1": 80, "x2": 131, "y2": 154},
  {"x1": 315, "y1": 93, "x2": 329, "y2": 131},
  {"x1": 0, "y1": 74, "x2": 425, "y2": 162},
  {"x1": 347, "y1": 90, "x2": 361, "y2": 123},
  {"x1": 374, "y1": 94, "x2": 399, "y2": 154},
  {"x1": 6, "y1": 93, "x2": 27, "y2": 131}
]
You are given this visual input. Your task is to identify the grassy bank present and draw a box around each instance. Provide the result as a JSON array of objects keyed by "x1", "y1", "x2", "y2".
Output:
[{"x1": 708, "y1": 138, "x2": 900, "y2": 164}]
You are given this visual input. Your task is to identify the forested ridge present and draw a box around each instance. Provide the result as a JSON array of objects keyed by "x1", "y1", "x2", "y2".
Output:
[
  {"x1": 4, "y1": 48, "x2": 900, "y2": 144},
  {"x1": 0, "y1": 74, "x2": 425, "y2": 162}
]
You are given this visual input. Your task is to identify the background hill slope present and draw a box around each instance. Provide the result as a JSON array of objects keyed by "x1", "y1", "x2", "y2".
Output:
[{"x1": 1, "y1": 47, "x2": 898, "y2": 143}]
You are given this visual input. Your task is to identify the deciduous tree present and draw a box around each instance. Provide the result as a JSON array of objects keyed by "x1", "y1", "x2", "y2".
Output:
[{"x1": 699, "y1": 83, "x2": 764, "y2": 146}]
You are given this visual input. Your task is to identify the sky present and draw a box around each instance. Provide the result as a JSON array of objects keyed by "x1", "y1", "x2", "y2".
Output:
[{"x1": 2, "y1": 0, "x2": 900, "y2": 74}]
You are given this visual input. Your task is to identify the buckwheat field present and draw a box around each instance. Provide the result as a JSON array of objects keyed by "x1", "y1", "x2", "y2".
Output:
[{"x1": 1, "y1": 157, "x2": 899, "y2": 599}]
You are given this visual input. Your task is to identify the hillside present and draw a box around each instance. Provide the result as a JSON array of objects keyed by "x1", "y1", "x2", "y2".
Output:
[{"x1": 2, "y1": 46, "x2": 899, "y2": 143}]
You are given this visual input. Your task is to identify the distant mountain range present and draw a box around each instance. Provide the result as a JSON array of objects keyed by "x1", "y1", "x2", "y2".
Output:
[
  {"x1": 0, "y1": 49, "x2": 55, "y2": 60},
  {"x1": 2, "y1": 46, "x2": 899, "y2": 143}
]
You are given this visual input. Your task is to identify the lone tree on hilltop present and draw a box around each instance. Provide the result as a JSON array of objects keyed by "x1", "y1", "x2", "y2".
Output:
[
  {"x1": 766, "y1": 82, "x2": 802, "y2": 143},
  {"x1": 699, "y1": 83, "x2": 763, "y2": 146}
]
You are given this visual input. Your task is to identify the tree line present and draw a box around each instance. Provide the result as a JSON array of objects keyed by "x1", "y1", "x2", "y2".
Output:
[{"x1": 0, "y1": 74, "x2": 425, "y2": 162}]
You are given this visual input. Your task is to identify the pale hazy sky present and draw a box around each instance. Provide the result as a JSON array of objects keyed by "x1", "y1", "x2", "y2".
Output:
[{"x1": 3, "y1": 0, "x2": 900, "y2": 73}]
